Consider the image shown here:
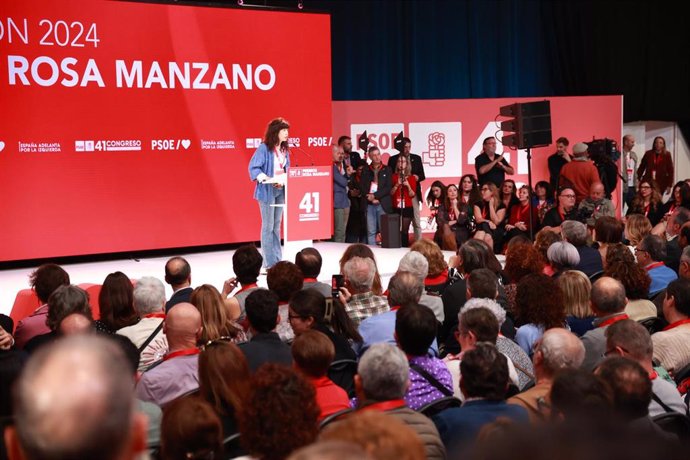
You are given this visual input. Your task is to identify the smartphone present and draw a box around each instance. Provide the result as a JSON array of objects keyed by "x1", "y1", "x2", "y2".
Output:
[{"x1": 331, "y1": 274, "x2": 345, "y2": 298}]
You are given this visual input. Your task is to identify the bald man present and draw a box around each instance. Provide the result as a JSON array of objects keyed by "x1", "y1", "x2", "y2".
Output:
[
  {"x1": 508, "y1": 328, "x2": 585, "y2": 423},
  {"x1": 577, "y1": 182, "x2": 615, "y2": 227},
  {"x1": 58, "y1": 313, "x2": 94, "y2": 336},
  {"x1": 164, "y1": 256, "x2": 193, "y2": 312},
  {"x1": 5, "y1": 335, "x2": 147, "y2": 460},
  {"x1": 136, "y1": 302, "x2": 201, "y2": 406}
]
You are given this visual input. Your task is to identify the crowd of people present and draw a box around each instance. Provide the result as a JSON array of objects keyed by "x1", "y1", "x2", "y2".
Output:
[{"x1": 1, "y1": 132, "x2": 689, "y2": 460}]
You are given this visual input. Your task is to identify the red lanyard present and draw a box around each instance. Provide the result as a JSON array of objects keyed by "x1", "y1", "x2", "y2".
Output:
[
  {"x1": 662, "y1": 318, "x2": 690, "y2": 331},
  {"x1": 304, "y1": 278, "x2": 318, "y2": 283},
  {"x1": 649, "y1": 370, "x2": 658, "y2": 380},
  {"x1": 644, "y1": 203, "x2": 650, "y2": 216},
  {"x1": 598, "y1": 313, "x2": 629, "y2": 328},
  {"x1": 360, "y1": 399, "x2": 406, "y2": 412},
  {"x1": 558, "y1": 206, "x2": 565, "y2": 222},
  {"x1": 237, "y1": 283, "x2": 258, "y2": 294},
  {"x1": 163, "y1": 348, "x2": 200, "y2": 362},
  {"x1": 144, "y1": 313, "x2": 165, "y2": 319},
  {"x1": 645, "y1": 261, "x2": 665, "y2": 271}
]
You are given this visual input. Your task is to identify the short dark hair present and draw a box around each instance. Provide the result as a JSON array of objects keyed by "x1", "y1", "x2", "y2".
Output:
[
  {"x1": 337, "y1": 136, "x2": 351, "y2": 146},
  {"x1": 46, "y1": 285, "x2": 93, "y2": 332},
  {"x1": 233, "y1": 245, "x2": 263, "y2": 285},
  {"x1": 460, "y1": 343, "x2": 508, "y2": 400},
  {"x1": 394, "y1": 304, "x2": 436, "y2": 356},
  {"x1": 550, "y1": 369, "x2": 612, "y2": 422},
  {"x1": 165, "y1": 257, "x2": 191, "y2": 286},
  {"x1": 482, "y1": 136, "x2": 495, "y2": 146},
  {"x1": 245, "y1": 289, "x2": 279, "y2": 333},
  {"x1": 596, "y1": 357, "x2": 651, "y2": 420},
  {"x1": 289, "y1": 289, "x2": 326, "y2": 324},
  {"x1": 594, "y1": 216, "x2": 624, "y2": 244},
  {"x1": 681, "y1": 224, "x2": 690, "y2": 245},
  {"x1": 459, "y1": 240, "x2": 491, "y2": 274},
  {"x1": 556, "y1": 137, "x2": 569, "y2": 146},
  {"x1": 267, "y1": 261, "x2": 304, "y2": 302},
  {"x1": 295, "y1": 248, "x2": 323, "y2": 279},
  {"x1": 29, "y1": 264, "x2": 70, "y2": 303},
  {"x1": 666, "y1": 278, "x2": 690, "y2": 317},
  {"x1": 367, "y1": 146, "x2": 379, "y2": 155},
  {"x1": 292, "y1": 330, "x2": 335, "y2": 378},
  {"x1": 467, "y1": 268, "x2": 498, "y2": 299},
  {"x1": 459, "y1": 307, "x2": 499, "y2": 343},
  {"x1": 639, "y1": 234, "x2": 666, "y2": 262}
]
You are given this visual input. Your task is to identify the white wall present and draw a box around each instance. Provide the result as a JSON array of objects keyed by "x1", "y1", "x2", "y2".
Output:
[{"x1": 623, "y1": 121, "x2": 690, "y2": 183}]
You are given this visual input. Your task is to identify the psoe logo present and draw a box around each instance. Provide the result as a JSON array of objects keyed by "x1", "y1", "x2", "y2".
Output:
[
  {"x1": 288, "y1": 137, "x2": 301, "y2": 148},
  {"x1": 245, "y1": 138, "x2": 262, "y2": 149},
  {"x1": 74, "y1": 140, "x2": 95, "y2": 152}
]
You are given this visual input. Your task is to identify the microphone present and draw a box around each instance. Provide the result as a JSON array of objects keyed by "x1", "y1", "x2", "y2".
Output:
[{"x1": 290, "y1": 146, "x2": 315, "y2": 166}]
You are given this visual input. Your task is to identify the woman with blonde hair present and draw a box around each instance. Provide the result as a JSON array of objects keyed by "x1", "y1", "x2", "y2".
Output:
[
  {"x1": 624, "y1": 214, "x2": 652, "y2": 253},
  {"x1": 410, "y1": 238, "x2": 449, "y2": 295},
  {"x1": 557, "y1": 271, "x2": 595, "y2": 337},
  {"x1": 473, "y1": 182, "x2": 506, "y2": 251},
  {"x1": 190, "y1": 284, "x2": 248, "y2": 345}
]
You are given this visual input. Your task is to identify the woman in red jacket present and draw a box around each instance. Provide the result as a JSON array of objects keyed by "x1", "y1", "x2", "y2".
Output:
[{"x1": 637, "y1": 136, "x2": 674, "y2": 195}]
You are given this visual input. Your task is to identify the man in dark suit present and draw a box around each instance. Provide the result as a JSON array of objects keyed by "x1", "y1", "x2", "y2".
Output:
[
  {"x1": 238, "y1": 288, "x2": 292, "y2": 372},
  {"x1": 388, "y1": 137, "x2": 426, "y2": 242},
  {"x1": 164, "y1": 257, "x2": 193, "y2": 312},
  {"x1": 360, "y1": 146, "x2": 392, "y2": 246}
]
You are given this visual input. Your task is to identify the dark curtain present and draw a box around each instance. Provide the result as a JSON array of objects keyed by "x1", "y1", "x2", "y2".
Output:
[{"x1": 199, "y1": 0, "x2": 690, "y2": 138}]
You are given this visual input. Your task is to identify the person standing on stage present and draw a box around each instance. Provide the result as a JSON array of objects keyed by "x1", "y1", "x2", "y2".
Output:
[
  {"x1": 248, "y1": 118, "x2": 290, "y2": 269},
  {"x1": 638, "y1": 136, "x2": 674, "y2": 196},
  {"x1": 388, "y1": 137, "x2": 426, "y2": 242},
  {"x1": 621, "y1": 134, "x2": 639, "y2": 209},
  {"x1": 339, "y1": 135, "x2": 364, "y2": 169},
  {"x1": 390, "y1": 155, "x2": 417, "y2": 247},
  {"x1": 361, "y1": 146, "x2": 392, "y2": 246},
  {"x1": 547, "y1": 137, "x2": 571, "y2": 193},
  {"x1": 474, "y1": 137, "x2": 515, "y2": 187},
  {"x1": 333, "y1": 144, "x2": 353, "y2": 243}
]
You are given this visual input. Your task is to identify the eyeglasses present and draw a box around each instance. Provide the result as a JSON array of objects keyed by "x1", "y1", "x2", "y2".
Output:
[
  {"x1": 288, "y1": 314, "x2": 304, "y2": 321},
  {"x1": 481, "y1": 187, "x2": 490, "y2": 192},
  {"x1": 634, "y1": 247, "x2": 647, "y2": 254},
  {"x1": 639, "y1": 185, "x2": 651, "y2": 190},
  {"x1": 560, "y1": 194, "x2": 576, "y2": 198}
]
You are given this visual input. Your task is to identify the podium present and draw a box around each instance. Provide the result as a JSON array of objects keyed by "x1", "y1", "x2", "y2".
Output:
[{"x1": 276, "y1": 166, "x2": 332, "y2": 262}]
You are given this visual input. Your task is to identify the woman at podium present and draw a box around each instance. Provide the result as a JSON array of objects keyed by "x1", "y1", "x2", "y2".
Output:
[{"x1": 248, "y1": 118, "x2": 291, "y2": 269}]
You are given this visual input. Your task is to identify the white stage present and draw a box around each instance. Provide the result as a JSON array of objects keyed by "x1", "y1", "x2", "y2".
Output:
[{"x1": 0, "y1": 242, "x2": 456, "y2": 317}]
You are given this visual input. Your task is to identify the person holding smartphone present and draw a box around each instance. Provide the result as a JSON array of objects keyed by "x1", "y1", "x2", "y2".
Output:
[{"x1": 248, "y1": 118, "x2": 290, "y2": 269}]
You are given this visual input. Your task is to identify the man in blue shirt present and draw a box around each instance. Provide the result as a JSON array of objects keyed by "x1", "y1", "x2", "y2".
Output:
[{"x1": 636, "y1": 234, "x2": 678, "y2": 297}]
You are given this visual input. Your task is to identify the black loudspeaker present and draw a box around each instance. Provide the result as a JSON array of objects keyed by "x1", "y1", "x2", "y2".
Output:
[
  {"x1": 380, "y1": 214, "x2": 401, "y2": 248},
  {"x1": 499, "y1": 100, "x2": 552, "y2": 149}
]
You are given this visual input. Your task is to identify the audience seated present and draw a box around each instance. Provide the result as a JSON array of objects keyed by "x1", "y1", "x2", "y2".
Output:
[
  {"x1": 160, "y1": 395, "x2": 223, "y2": 460},
  {"x1": 24, "y1": 284, "x2": 94, "y2": 354},
  {"x1": 580, "y1": 277, "x2": 630, "y2": 371},
  {"x1": 190, "y1": 284, "x2": 247, "y2": 345},
  {"x1": 164, "y1": 256, "x2": 193, "y2": 312},
  {"x1": 410, "y1": 238, "x2": 450, "y2": 296},
  {"x1": 604, "y1": 243, "x2": 657, "y2": 321},
  {"x1": 14, "y1": 263, "x2": 70, "y2": 349},
  {"x1": 357, "y1": 271, "x2": 437, "y2": 357},
  {"x1": 117, "y1": 276, "x2": 168, "y2": 371},
  {"x1": 340, "y1": 256, "x2": 389, "y2": 326},
  {"x1": 292, "y1": 330, "x2": 350, "y2": 421},
  {"x1": 461, "y1": 297, "x2": 535, "y2": 389},
  {"x1": 338, "y1": 243, "x2": 383, "y2": 295},
  {"x1": 605, "y1": 319, "x2": 686, "y2": 416},
  {"x1": 222, "y1": 244, "x2": 262, "y2": 322},
  {"x1": 636, "y1": 234, "x2": 678, "y2": 297},
  {"x1": 352, "y1": 343, "x2": 445, "y2": 460},
  {"x1": 561, "y1": 220, "x2": 603, "y2": 277},
  {"x1": 444, "y1": 306, "x2": 520, "y2": 400},
  {"x1": 432, "y1": 343, "x2": 528, "y2": 455},
  {"x1": 238, "y1": 364, "x2": 320, "y2": 460},
  {"x1": 136, "y1": 302, "x2": 201, "y2": 407},
  {"x1": 267, "y1": 261, "x2": 304, "y2": 343},
  {"x1": 395, "y1": 304, "x2": 453, "y2": 410},
  {"x1": 558, "y1": 270, "x2": 596, "y2": 336},
  {"x1": 288, "y1": 440, "x2": 372, "y2": 460},
  {"x1": 198, "y1": 340, "x2": 251, "y2": 458},
  {"x1": 95, "y1": 271, "x2": 138, "y2": 334},
  {"x1": 546, "y1": 240, "x2": 580, "y2": 277},
  {"x1": 502, "y1": 242, "x2": 545, "y2": 314},
  {"x1": 663, "y1": 207, "x2": 690, "y2": 273},
  {"x1": 653, "y1": 278, "x2": 690, "y2": 375},
  {"x1": 507, "y1": 328, "x2": 585, "y2": 422},
  {"x1": 295, "y1": 247, "x2": 332, "y2": 299},
  {"x1": 238, "y1": 289, "x2": 292, "y2": 372},
  {"x1": 5, "y1": 335, "x2": 147, "y2": 460},
  {"x1": 514, "y1": 274, "x2": 565, "y2": 356},
  {"x1": 398, "y1": 251, "x2": 445, "y2": 322},
  {"x1": 320, "y1": 411, "x2": 426, "y2": 460}
]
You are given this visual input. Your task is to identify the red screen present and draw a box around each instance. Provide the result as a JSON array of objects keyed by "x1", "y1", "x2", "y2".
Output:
[{"x1": 0, "y1": 0, "x2": 332, "y2": 262}]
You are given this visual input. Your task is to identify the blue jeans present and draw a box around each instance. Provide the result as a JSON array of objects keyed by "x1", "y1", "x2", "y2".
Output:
[
  {"x1": 258, "y1": 187, "x2": 285, "y2": 268},
  {"x1": 366, "y1": 203, "x2": 386, "y2": 245}
]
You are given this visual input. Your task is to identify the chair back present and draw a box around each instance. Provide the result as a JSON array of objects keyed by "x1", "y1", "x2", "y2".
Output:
[
  {"x1": 328, "y1": 359, "x2": 358, "y2": 398},
  {"x1": 651, "y1": 412, "x2": 690, "y2": 440},
  {"x1": 417, "y1": 396, "x2": 462, "y2": 418}
]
